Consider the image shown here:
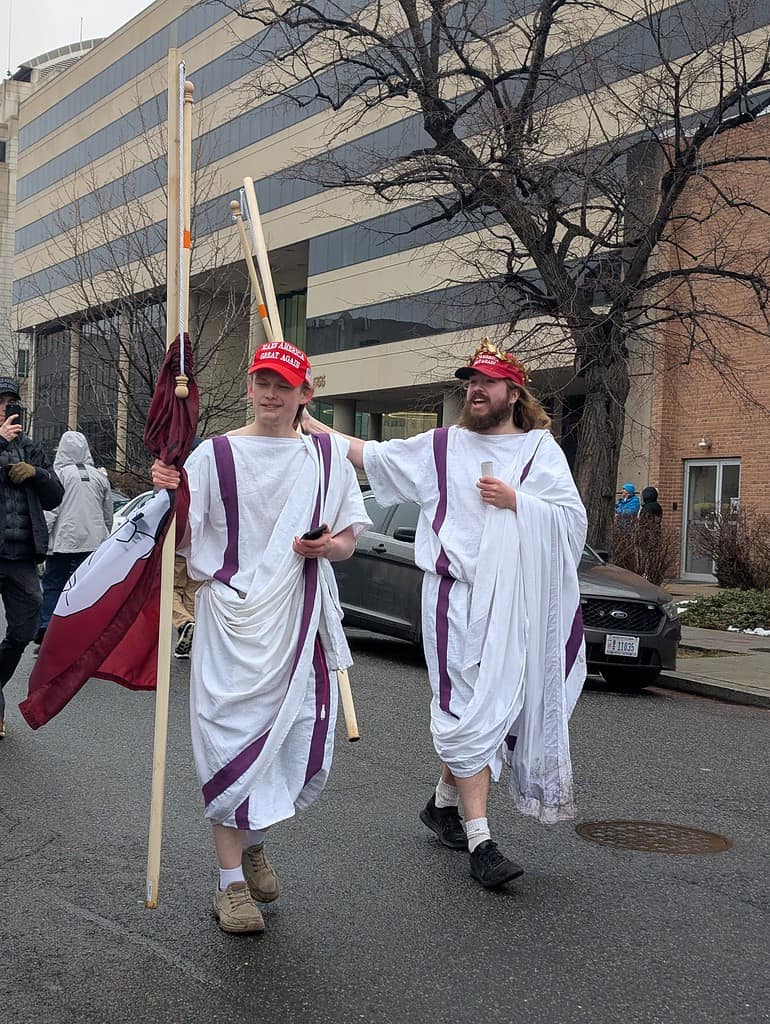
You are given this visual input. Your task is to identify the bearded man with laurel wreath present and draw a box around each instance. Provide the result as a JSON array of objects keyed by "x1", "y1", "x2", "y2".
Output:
[
  {"x1": 152, "y1": 341, "x2": 369, "y2": 933},
  {"x1": 305, "y1": 341, "x2": 587, "y2": 889}
]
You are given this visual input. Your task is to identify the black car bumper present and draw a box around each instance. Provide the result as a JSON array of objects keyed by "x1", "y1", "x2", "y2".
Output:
[{"x1": 584, "y1": 618, "x2": 681, "y2": 675}]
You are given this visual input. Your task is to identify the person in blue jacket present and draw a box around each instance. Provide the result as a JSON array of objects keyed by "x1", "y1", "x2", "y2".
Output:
[{"x1": 615, "y1": 483, "x2": 641, "y2": 518}]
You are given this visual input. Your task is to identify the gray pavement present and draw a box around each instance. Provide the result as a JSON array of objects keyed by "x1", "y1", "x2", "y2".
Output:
[{"x1": 1, "y1": 633, "x2": 769, "y2": 1024}]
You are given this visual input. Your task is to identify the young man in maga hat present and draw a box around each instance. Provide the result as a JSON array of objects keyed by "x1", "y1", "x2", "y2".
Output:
[
  {"x1": 305, "y1": 340, "x2": 587, "y2": 889},
  {"x1": 152, "y1": 341, "x2": 369, "y2": 933}
]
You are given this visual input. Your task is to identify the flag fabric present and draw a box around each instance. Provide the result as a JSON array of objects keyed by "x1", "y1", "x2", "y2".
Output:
[{"x1": 20, "y1": 335, "x2": 199, "y2": 729}]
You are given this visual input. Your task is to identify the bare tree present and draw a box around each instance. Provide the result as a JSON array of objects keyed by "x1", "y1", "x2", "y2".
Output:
[
  {"x1": 16, "y1": 88, "x2": 251, "y2": 483},
  {"x1": 215, "y1": 0, "x2": 770, "y2": 544}
]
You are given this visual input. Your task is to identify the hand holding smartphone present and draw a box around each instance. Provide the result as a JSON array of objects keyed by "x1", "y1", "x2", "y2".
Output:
[
  {"x1": 5, "y1": 402, "x2": 22, "y2": 423},
  {"x1": 301, "y1": 524, "x2": 328, "y2": 541}
]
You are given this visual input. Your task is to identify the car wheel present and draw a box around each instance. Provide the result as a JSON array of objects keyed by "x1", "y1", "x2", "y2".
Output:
[{"x1": 600, "y1": 667, "x2": 661, "y2": 690}]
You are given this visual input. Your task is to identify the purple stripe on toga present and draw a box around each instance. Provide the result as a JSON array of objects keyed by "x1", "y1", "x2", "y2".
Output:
[
  {"x1": 431, "y1": 428, "x2": 449, "y2": 536},
  {"x1": 436, "y1": 576, "x2": 457, "y2": 717},
  {"x1": 235, "y1": 797, "x2": 250, "y2": 830},
  {"x1": 212, "y1": 436, "x2": 240, "y2": 587},
  {"x1": 520, "y1": 451, "x2": 536, "y2": 483},
  {"x1": 304, "y1": 637, "x2": 332, "y2": 785},
  {"x1": 202, "y1": 730, "x2": 270, "y2": 807},
  {"x1": 202, "y1": 435, "x2": 333, "y2": 810},
  {"x1": 431, "y1": 428, "x2": 456, "y2": 716},
  {"x1": 565, "y1": 606, "x2": 584, "y2": 678}
]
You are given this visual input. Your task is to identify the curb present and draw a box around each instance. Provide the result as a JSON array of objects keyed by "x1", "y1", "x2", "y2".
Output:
[{"x1": 657, "y1": 672, "x2": 770, "y2": 710}]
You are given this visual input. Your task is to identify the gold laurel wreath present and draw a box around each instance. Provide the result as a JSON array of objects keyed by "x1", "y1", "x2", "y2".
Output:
[{"x1": 466, "y1": 338, "x2": 529, "y2": 382}]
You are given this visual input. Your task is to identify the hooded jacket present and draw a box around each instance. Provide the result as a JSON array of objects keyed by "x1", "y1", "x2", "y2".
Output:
[
  {"x1": 45, "y1": 432, "x2": 113, "y2": 554},
  {"x1": 639, "y1": 486, "x2": 663, "y2": 521}
]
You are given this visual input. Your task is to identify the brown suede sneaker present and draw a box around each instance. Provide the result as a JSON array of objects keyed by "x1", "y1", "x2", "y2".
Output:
[
  {"x1": 0, "y1": 716, "x2": 5, "y2": 739},
  {"x1": 242, "y1": 844, "x2": 280, "y2": 904},
  {"x1": 211, "y1": 881, "x2": 265, "y2": 934}
]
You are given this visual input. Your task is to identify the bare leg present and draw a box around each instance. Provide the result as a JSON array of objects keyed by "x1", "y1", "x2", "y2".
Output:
[
  {"x1": 212, "y1": 823, "x2": 244, "y2": 869},
  {"x1": 453, "y1": 766, "x2": 491, "y2": 822}
]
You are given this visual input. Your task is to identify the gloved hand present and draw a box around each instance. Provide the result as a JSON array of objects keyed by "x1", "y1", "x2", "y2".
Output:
[{"x1": 8, "y1": 462, "x2": 36, "y2": 485}]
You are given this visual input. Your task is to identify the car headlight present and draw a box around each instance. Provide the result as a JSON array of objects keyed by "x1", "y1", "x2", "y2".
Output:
[{"x1": 661, "y1": 600, "x2": 679, "y2": 621}]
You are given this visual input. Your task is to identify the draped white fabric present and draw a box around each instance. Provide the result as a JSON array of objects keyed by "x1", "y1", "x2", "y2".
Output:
[
  {"x1": 365, "y1": 426, "x2": 587, "y2": 823},
  {"x1": 184, "y1": 434, "x2": 369, "y2": 829}
]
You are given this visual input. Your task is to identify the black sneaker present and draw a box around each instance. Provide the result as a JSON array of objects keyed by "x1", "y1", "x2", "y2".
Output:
[
  {"x1": 419, "y1": 794, "x2": 468, "y2": 850},
  {"x1": 174, "y1": 621, "x2": 194, "y2": 659},
  {"x1": 469, "y1": 840, "x2": 524, "y2": 888}
]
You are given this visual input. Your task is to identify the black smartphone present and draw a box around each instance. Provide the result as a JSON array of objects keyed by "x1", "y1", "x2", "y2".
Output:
[
  {"x1": 301, "y1": 525, "x2": 327, "y2": 541},
  {"x1": 5, "y1": 402, "x2": 22, "y2": 423}
]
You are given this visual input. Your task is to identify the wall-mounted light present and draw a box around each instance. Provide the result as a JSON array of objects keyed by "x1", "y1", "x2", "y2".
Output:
[{"x1": 698, "y1": 437, "x2": 712, "y2": 451}]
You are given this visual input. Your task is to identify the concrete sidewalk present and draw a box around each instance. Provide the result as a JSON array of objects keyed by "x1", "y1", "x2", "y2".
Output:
[
  {"x1": 660, "y1": 625, "x2": 770, "y2": 709},
  {"x1": 649, "y1": 580, "x2": 770, "y2": 708}
]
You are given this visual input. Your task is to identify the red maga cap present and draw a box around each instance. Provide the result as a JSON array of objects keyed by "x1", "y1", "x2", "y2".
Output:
[
  {"x1": 248, "y1": 341, "x2": 313, "y2": 387},
  {"x1": 454, "y1": 340, "x2": 528, "y2": 387}
]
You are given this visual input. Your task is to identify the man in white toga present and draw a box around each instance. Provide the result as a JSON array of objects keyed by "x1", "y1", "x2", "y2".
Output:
[
  {"x1": 305, "y1": 340, "x2": 587, "y2": 889},
  {"x1": 152, "y1": 341, "x2": 369, "y2": 933}
]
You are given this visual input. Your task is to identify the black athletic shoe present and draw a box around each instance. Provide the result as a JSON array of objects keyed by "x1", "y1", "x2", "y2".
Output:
[
  {"x1": 419, "y1": 794, "x2": 468, "y2": 850},
  {"x1": 469, "y1": 840, "x2": 524, "y2": 889}
]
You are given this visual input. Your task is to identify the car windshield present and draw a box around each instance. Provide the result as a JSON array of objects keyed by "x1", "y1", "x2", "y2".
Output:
[{"x1": 581, "y1": 544, "x2": 605, "y2": 565}]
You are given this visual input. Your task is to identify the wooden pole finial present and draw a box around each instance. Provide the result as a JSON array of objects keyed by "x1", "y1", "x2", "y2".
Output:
[{"x1": 175, "y1": 374, "x2": 189, "y2": 399}]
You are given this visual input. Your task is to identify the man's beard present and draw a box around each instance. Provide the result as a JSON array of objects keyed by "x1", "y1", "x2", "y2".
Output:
[{"x1": 457, "y1": 393, "x2": 513, "y2": 432}]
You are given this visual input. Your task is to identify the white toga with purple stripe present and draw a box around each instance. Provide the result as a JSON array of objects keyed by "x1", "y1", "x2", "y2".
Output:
[
  {"x1": 363, "y1": 426, "x2": 587, "y2": 823},
  {"x1": 182, "y1": 433, "x2": 370, "y2": 830}
]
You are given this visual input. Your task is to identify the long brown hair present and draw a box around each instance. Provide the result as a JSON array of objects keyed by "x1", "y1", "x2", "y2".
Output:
[{"x1": 511, "y1": 381, "x2": 551, "y2": 431}]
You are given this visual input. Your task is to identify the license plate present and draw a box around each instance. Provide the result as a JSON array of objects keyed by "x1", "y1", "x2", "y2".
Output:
[{"x1": 605, "y1": 634, "x2": 640, "y2": 658}]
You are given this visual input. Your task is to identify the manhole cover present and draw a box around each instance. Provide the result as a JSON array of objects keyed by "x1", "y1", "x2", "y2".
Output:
[{"x1": 575, "y1": 820, "x2": 732, "y2": 854}]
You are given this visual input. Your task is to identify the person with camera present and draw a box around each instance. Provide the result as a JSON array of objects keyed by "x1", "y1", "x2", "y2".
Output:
[{"x1": 0, "y1": 378, "x2": 64, "y2": 738}]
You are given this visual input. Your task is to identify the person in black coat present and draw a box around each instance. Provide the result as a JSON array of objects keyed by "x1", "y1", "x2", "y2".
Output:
[
  {"x1": 0, "y1": 378, "x2": 64, "y2": 736},
  {"x1": 639, "y1": 486, "x2": 663, "y2": 522}
]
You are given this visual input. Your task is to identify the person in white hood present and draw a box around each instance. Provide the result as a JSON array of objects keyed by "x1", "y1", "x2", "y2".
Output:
[{"x1": 37, "y1": 431, "x2": 113, "y2": 641}]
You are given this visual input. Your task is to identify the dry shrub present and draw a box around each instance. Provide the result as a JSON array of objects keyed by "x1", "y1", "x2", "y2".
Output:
[
  {"x1": 610, "y1": 519, "x2": 679, "y2": 585},
  {"x1": 693, "y1": 507, "x2": 770, "y2": 590}
]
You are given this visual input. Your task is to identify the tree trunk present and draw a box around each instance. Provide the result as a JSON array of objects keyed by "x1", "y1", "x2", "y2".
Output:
[{"x1": 573, "y1": 328, "x2": 631, "y2": 550}]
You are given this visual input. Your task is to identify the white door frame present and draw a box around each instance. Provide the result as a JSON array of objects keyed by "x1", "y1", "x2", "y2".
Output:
[{"x1": 680, "y1": 458, "x2": 741, "y2": 581}]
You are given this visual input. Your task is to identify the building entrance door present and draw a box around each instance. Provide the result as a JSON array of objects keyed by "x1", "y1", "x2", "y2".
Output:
[{"x1": 681, "y1": 459, "x2": 741, "y2": 580}]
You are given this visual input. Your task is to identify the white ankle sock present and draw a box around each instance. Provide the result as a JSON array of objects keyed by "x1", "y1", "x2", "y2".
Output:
[
  {"x1": 465, "y1": 817, "x2": 492, "y2": 853},
  {"x1": 435, "y1": 778, "x2": 459, "y2": 809},
  {"x1": 242, "y1": 829, "x2": 268, "y2": 848},
  {"x1": 219, "y1": 865, "x2": 245, "y2": 890}
]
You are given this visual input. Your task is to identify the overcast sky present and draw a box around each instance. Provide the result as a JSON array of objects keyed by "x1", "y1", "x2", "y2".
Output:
[{"x1": 2, "y1": 0, "x2": 153, "y2": 74}]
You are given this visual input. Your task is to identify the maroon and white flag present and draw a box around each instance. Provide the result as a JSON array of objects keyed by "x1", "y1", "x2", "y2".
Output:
[{"x1": 20, "y1": 335, "x2": 199, "y2": 729}]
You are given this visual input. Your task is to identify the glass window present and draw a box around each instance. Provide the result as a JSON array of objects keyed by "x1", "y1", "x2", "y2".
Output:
[
  {"x1": 363, "y1": 493, "x2": 391, "y2": 534},
  {"x1": 382, "y1": 411, "x2": 437, "y2": 440},
  {"x1": 387, "y1": 502, "x2": 419, "y2": 538}
]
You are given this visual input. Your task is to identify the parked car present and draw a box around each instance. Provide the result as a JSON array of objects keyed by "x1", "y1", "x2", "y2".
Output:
[
  {"x1": 333, "y1": 493, "x2": 681, "y2": 689},
  {"x1": 110, "y1": 489, "x2": 155, "y2": 534},
  {"x1": 110, "y1": 489, "x2": 131, "y2": 513}
]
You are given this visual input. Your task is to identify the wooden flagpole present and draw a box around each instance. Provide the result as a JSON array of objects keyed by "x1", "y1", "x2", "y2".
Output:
[
  {"x1": 230, "y1": 199, "x2": 274, "y2": 344},
  {"x1": 240, "y1": 176, "x2": 360, "y2": 742},
  {"x1": 241, "y1": 177, "x2": 284, "y2": 342},
  {"x1": 145, "y1": 50, "x2": 194, "y2": 908}
]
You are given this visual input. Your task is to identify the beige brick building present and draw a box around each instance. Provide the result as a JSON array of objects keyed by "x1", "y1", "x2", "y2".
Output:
[
  {"x1": 648, "y1": 116, "x2": 770, "y2": 579},
  {"x1": 9, "y1": 2, "x2": 770, "y2": 579}
]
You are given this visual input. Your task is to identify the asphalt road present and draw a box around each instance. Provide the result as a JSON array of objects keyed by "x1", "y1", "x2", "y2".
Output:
[{"x1": 1, "y1": 632, "x2": 768, "y2": 1024}]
